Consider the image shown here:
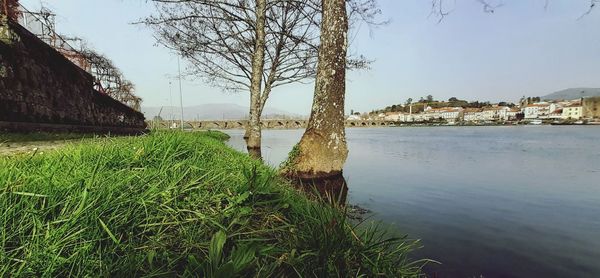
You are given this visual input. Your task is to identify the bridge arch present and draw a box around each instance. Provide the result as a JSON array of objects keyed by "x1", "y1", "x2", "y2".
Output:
[
  {"x1": 190, "y1": 122, "x2": 202, "y2": 129},
  {"x1": 180, "y1": 119, "x2": 404, "y2": 130},
  {"x1": 182, "y1": 122, "x2": 193, "y2": 130}
]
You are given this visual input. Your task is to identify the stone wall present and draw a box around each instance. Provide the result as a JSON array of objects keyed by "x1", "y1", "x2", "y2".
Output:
[{"x1": 0, "y1": 17, "x2": 146, "y2": 134}]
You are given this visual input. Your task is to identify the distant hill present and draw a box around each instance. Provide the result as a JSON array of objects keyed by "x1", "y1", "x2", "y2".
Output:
[
  {"x1": 542, "y1": 88, "x2": 600, "y2": 101},
  {"x1": 141, "y1": 103, "x2": 303, "y2": 121}
]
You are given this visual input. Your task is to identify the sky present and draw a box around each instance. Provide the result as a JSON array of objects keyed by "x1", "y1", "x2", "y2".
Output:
[{"x1": 19, "y1": 0, "x2": 600, "y2": 115}]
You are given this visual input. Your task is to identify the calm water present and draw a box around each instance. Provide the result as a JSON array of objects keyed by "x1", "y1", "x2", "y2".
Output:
[{"x1": 224, "y1": 126, "x2": 600, "y2": 278}]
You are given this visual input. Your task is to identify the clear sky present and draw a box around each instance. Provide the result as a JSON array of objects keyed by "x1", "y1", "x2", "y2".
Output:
[{"x1": 20, "y1": 0, "x2": 600, "y2": 115}]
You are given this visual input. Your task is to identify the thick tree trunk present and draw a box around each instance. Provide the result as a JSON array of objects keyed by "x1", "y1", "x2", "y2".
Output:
[
  {"x1": 246, "y1": 0, "x2": 267, "y2": 159},
  {"x1": 282, "y1": 0, "x2": 349, "y2": 179}
]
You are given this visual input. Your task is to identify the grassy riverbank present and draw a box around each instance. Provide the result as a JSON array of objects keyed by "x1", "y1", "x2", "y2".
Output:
[
  {"x1": 0, "y1": 132, "x2": 102, "y2": 156},
  {"x1": 0, "y1": 131, "x2": 423, "y2": 277},
  {"x1": 0, "y1": 132, "x2": 99, "y2": 143}
]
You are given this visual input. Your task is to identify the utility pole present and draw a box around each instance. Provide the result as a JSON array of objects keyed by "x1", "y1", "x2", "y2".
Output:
[
  {"x1": 178, "y1": 56, "x2": 184, "y2": 131},
  {"x1": 169, "y1": 81, "x2": 173, "y2": 127}
]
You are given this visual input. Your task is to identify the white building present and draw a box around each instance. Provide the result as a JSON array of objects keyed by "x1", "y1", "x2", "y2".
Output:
[
  {"x1": 562, "y1": 104, "x2": 583, "y2": 120},
  {"x1": 422, "y1": 106, "x2": 437, "y2": 121},
  {"x1": 463, "y1": 107, "x2": 512, "y2": 122},
  {"x1": 383, "y1": 112, "x2": 401, "y2": 121},
  {"x1": 524, "y1": 103, "x2": 550, "y2": 119},
  {"x1": 404, "y1": 113, "x2": 427, "y2": 122},
  {"x1": 481, "y1": 107, "x2": 510, "y2": 121},
  {"x1": 506, "y1": 108, "x2": 521, "y2": 120},
  {"x1": 548, "y1": 109, "x2": 564, "y2": 120},
  {"x1": 423, "y1": 107, "x2": 463, "y2": 121},
  {"x1": 439, "y1": 107, "x2": 464, "y2": 122},
  {"x1": 463, "y1": 108, "x2": 484, "y2": 122},
  {"x1": 347, "y1": 114, "x2": 362, "y2": 121}
]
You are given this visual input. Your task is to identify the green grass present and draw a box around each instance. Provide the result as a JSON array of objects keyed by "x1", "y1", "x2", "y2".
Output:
[
  {"x1": 0, "y1": 132, "x2": 101, "y2": 143},
  {"x1": 198, "y1": 130, "x2": 231, "y2": 141},
  {"x1": 0, "y1": 131, "x2": 229, "y2": 144},
  {"x1": 0, "y1": 131, "x2": 425, "y2": 277}
]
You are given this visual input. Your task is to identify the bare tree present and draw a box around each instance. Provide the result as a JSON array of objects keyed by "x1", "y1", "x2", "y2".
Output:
[
  {"x1": 247, "y1": 0, "x2": 267, "y2": 158},
  {"x1": 79, "y1": 48, "x2": 142, "y2": 110},
  {"x1": 1, "y1": 0, "x2": 20, "y2": 21},
  {"x1": 143, "y1": 0, "x2": 381, "y2": 158},
  {"x1": 475, "y1": 0, "x2": 504, "y2": 13},
  {"x1": 143, "y1": 0, "x2": 321, "y2": 157},
  {"x1": 281, "y1": 0, "x2": 349, "y2": 180},
  {"x1": 431, "y1": 0, "x2": 598, "y2": 22},
  {"x1": 578, "y1": 0, "x2": 599, "y2": 19}
]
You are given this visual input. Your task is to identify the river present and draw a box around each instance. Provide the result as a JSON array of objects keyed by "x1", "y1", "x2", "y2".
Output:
[{"x1": 224, "y1": 126, "x2": 600, "y2": 278}]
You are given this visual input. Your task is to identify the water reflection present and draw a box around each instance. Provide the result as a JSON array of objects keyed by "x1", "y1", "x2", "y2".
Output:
[
  {"x1": 246, "y1": 147, "x2": 262, "y2": 160},
  {"x1": 243, "y1": 131, "x2": 263, "y2": 160},
  {"x1": 288, "y1": 173, "x2": 349, "y2": 205},
  {"x1": 242, "y1": 131, "x2": 346, "y2": 204}
]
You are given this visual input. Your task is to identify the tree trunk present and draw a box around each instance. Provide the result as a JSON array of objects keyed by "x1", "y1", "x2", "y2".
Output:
[
  {"x1": 246, "y1": 0, "x2": 267, "y2": 159},
  {"x1": 282, "y1": 0, "x2": 349, "y2": 179}
]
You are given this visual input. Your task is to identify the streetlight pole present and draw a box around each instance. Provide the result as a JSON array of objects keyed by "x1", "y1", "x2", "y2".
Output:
[
  {"x1": 178, "y1": 56, "x2": 184, "y2": 131},
  {"x1": 169, "y1": 81, "x2": 173, "y2": 127}
]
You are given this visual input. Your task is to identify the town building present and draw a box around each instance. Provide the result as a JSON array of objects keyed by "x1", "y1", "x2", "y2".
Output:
[
  {"x1": 548, "y1": 109, "x2": 564, "y2": 120},
  {"x1": 383, "y1": 112, "x2": 401, "y2": 121},
  {"x1": 463, "y1": 108, "x2": 484, "y2": 122},
  {"x1": 506, "y1": 108, "x2": 522, "y2": 120},
  {"x1": 439, "y1": 107, "x2": 464, "y2": 122},
  {"x1": 524, "y1": 103, "x2": 550, "y2": 119},
  {"x1": 562, "y1": 103, "x2": 583, "y2": 120},
  {"x1": 347, "y1": 114, "x2": 362, "y2": 121},
  {"x1": 423, "y1": 107, "x2": 463, "y2": 122},
  {"x1": 462, "y1": 107, "x2": 514, "y2": 122},
  {"x1": 582, "y1": 97, "x2": 600, "y2": 119},
  {"x1": 482, "y1": 106, "x2": 511, "y2": 121}
]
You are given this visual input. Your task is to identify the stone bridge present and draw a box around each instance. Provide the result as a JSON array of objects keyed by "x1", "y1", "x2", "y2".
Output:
[{"x1": 149, "y1": 120, "x2": 397, "y2": 130}]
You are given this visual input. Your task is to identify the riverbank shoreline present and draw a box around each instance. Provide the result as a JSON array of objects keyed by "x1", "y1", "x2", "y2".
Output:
[
  {"x1": 148, "y1": 120, "x2": 600, "y2": 132},
  {"x1": 0, "y1": 131, "x2": 424, "y2": 276}
]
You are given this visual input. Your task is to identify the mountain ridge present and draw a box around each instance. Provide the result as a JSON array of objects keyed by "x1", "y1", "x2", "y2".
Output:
[{"x1": 541, "y1": 88, "x2": 600, "y2": 101}]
